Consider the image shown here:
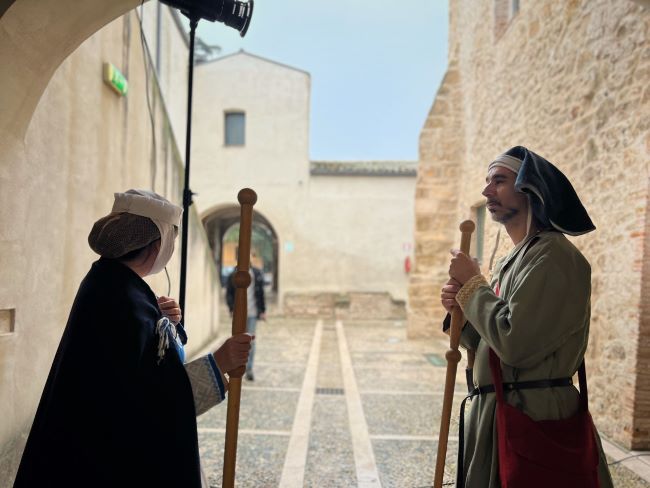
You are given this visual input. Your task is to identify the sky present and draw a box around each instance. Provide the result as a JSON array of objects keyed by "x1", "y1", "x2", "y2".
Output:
[{"x1": 191, "y1": 0, "x2": 449, "y2": 161}]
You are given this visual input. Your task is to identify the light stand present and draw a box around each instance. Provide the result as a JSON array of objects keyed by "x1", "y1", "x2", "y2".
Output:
[
  {"x1": 159, "y1": 0, "x2": 254, "y2": 321},
  {"x1": 178, "y1": 16, "x2": 198, "y2": 320}
]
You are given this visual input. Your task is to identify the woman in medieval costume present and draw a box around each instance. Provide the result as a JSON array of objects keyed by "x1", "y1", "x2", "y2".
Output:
[
  {"x1": 14, "y1": 189, "x2": 253, "y2": 487},
  {"x1": 442, "y1": 147, "x2": 614, "y2": 487}
]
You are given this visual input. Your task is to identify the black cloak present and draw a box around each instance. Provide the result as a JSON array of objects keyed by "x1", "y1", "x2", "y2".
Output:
[{"x1": 14, "y1": 258, "x2": 201, "y2": 488}]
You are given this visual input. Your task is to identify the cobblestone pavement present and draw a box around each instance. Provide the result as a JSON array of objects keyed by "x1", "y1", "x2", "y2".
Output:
[{"x1": 197, "y1": 317, "x2": 650, "y2": 487}]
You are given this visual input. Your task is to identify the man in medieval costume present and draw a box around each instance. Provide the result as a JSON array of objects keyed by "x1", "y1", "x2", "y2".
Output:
[
  {"x1": 441, "y1": 147, "x2": 614, "y2": 487},
  {"x1": 14, "y1": 190, "x2": 253, "y2": 487}
]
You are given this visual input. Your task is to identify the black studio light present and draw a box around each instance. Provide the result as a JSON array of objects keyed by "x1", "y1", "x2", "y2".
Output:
[
  {"x1": 159, "y1": 0, "x2": 254, "y2": 320},
  {"x1": 160, "y1": 0, "x2": 253, "y2": 35}
]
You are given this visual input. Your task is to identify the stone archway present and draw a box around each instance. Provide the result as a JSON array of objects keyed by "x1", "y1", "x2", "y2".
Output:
[
  {"x1": 203, "y1": 206, "x2": 280, "y2": 299},
  {"x1": 0, "y1": 0, "x2": 142, "y2": 143}
]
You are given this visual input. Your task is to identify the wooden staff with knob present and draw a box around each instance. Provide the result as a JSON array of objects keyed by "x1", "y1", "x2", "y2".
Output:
[
  {"x1": 222, "y1": 188, "x2": 257, "y2": 488},
  {"x1": 433, "y1": 220, "x2": 475, "y2": 488}
]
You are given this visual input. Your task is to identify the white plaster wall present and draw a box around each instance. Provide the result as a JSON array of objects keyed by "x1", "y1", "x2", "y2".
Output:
[
  {"x1": 193, "y1": 52, "x2": 311, "y2": 193},
  {"x1": 196, "y1": 172, "x2": 416, "y2": 306},
  {"x1": 0, "y1": 7, "x2": 219, "y2": 484},
  {"x1": 156, "y1": 6, "x2": 191, "y2": 152},
  {"x1": 192, "y1": 52, "x2": 310, "y2": 307},
  {"x1": 296, "y1": 175, "x2": 416, "y2": 301},
  {"x1": 133, "y1": 3, "x2": 189, "y2": 154}
]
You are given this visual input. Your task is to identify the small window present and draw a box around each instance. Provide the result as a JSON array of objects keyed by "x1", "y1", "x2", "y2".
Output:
[
  {"x1": 474, "y1": 204, "x2": 486, "y2": 265},
  {"x1": 494, "y1": 0, "x2": 520, "y2": 39},
  {"x1": 509, "y1": 0, "x2": 520, "y2": 20},
  {"x1": 0, "y1": 308, "x2": 15, "y2": 334},
  {"x1": 225, "y1": 111, "x2": 245, "y2": 146}
]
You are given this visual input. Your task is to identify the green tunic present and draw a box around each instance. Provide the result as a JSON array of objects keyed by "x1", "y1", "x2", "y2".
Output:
[{"x1": 456, "y1": 230, "x2": 613, "y2": 487}]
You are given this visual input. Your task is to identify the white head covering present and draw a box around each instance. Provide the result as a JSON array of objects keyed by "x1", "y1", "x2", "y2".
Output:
[
  {"x1": 485, "y1": 151, "x2": 531, "y2": 271},
  {"x1": 89, "y1": 190, "x2": 182, "y2": 275},
  {"x1": 112, "y1": 190, "x2": 182, "y2": 275},
  {"x1": 488, "y1": 153, "x2": 523, "y2": 175}
]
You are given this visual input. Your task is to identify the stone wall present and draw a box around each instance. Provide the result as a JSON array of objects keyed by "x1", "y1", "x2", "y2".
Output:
[
  {"x1": 408, "y1": 58, "x2": 465, "y2": 339},
  {"x1": 410, "y1": 0, "x2": 650, "y2": 449}
]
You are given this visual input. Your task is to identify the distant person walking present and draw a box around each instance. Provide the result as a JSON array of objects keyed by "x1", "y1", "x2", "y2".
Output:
[{"x1": 226, "y1": 253, "x2": 266, "y2": 381}]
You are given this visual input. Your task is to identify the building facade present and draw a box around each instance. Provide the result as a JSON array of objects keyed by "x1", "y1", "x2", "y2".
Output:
[{"x1": 193, "y1": 52, "x2": 417, "y2": 318}]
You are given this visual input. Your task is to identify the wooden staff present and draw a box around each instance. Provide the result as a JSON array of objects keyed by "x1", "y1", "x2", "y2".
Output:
[
  {"x1": 222, "y1": 188, "x2": 257, "y2": 488},
  {"x1": 433, "y1": 220, "x2": 475, "y2": 488}
]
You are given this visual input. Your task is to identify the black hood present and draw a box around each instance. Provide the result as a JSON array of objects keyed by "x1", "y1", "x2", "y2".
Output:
[{"x1": 505, "y1": 146, "x2": 595, "y2": 236}]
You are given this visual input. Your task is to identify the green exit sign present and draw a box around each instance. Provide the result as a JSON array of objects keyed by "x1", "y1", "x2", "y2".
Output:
[{"x1": 103, "y1": 62, "x2": 128, "y2": 96}]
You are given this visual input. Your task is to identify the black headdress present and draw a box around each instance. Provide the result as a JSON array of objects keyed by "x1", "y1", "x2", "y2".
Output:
[{"x1": 505, "y1": 146, "x2": 595, "y2": 236}]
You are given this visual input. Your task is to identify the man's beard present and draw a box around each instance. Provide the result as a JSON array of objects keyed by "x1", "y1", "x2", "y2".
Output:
[{"x1": 490, "y1": 206, "x2": 519, "y2": 224}]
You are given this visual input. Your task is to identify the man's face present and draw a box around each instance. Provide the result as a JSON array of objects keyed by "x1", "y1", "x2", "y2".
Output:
[{"x1": 482, "y1": 166, "x2": 527, "y2": 224}]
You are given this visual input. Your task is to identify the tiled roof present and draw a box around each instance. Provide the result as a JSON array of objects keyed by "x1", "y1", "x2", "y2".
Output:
[{"x1": 310, "y1": 161, "x2": 418, "y2": 177}]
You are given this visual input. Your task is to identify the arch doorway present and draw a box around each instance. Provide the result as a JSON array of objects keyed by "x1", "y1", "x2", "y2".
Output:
[{"x1": 203, "y1": 207, "x2": 279, "y2": 300}]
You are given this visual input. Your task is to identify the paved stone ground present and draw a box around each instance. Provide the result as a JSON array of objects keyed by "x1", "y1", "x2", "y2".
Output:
[{"x1": 197, "y1": 316, "x2": 650, "y2": 487}]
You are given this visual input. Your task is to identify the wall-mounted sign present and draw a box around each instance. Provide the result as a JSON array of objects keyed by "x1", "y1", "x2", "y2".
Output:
[{"x1": 103, "y1": 62, "x2": 128, "y2": 96}]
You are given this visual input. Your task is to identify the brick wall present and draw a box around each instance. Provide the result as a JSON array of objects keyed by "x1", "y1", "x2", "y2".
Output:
[{"x1": 410, "y1": 0, "x2": 650, "y2": 448}]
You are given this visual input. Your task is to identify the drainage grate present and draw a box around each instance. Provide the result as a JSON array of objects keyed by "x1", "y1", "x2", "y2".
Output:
[
  {"x1": 424, "y1": 353, "x2": 446, "y2": 367},
  {"x1": 315, "y1": 387, "x2": 344, "y2": 395}
]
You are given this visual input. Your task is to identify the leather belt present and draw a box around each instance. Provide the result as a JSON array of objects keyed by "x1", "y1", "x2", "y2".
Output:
[{"x1": 469, "y1": 377, "x2": 572, "y2": 396}]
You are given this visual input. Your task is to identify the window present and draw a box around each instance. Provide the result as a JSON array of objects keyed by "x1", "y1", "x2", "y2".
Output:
[
  {"x1": 474, "y1": 204, "x2": 486, "y2": 265},
  {"x1": 509, "y1": 0, "x2": 520, "y2": 20},
  {"x1": 0, "y1": 308, "x2": 15, "y2": 334},
  {"x1": 494, "y1": 0, "x2": 520, "y2": 39},
  {"x1": 225, "y1": 111, "x2": 245, "y2": 146}
]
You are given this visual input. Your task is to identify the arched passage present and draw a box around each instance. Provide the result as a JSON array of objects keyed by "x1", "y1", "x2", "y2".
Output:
[{"x1": 203, "y1": 206, "x2": 279, "y2": 299}]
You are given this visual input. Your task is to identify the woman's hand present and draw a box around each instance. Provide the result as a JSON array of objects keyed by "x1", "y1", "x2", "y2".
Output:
[
  {"x1": 213, "y1": 333, "x2": 255, "y2": 374},
  {"x1": 158, "y1": 296, "x2": 182, "y2": 324}
]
